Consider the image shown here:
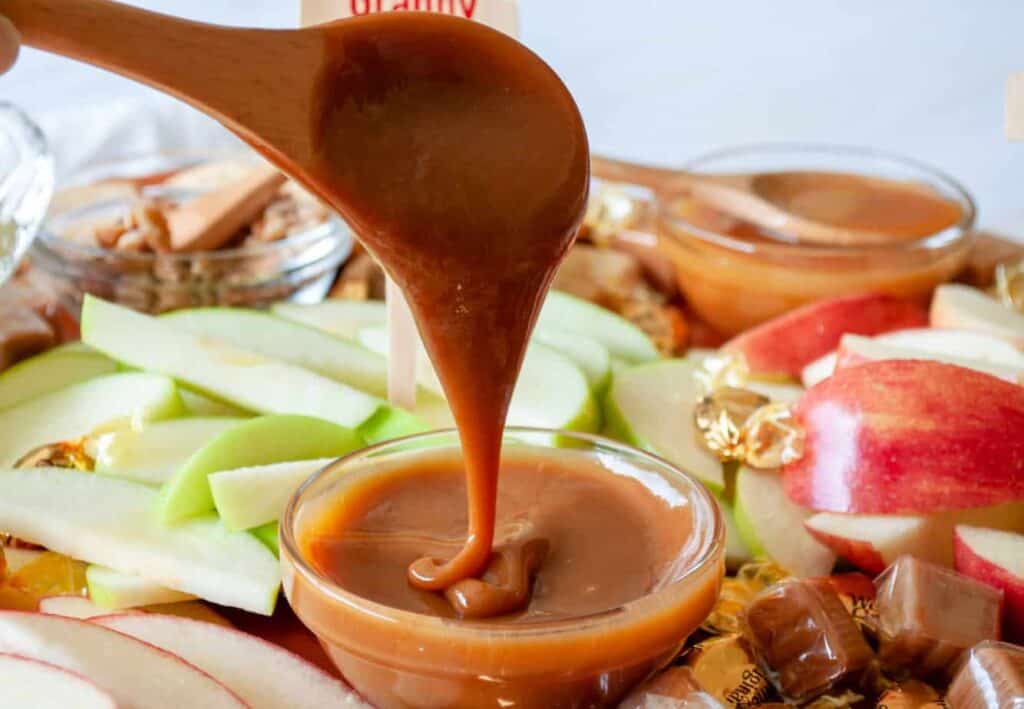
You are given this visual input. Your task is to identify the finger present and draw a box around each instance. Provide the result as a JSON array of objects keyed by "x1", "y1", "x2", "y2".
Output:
[{"x1": 0, "y1": 16, "x2": 20, "y2": 75}]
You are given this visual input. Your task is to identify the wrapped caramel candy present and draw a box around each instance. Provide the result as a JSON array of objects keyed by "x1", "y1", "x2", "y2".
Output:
[
  {"x1": 947, "y1": 641, "x2": 1024, "y2": 709},
  {"x1": 874, "y1": 556, "x2": 1002, "y2": 681},
  {"x1": 820, "y1": 573, "x2": 880, "y2": 638},
  {"x1": 742, "y1": 579, "x2": 874, "y2": 702},
  {"x1": 680, "y1": 635, "x2": 777, "y2": 707},
  {"x1": 618, "y1": 666, "x2": 724, "y2": 708},
  {"x1": 703, "y1": 561, "x2": 791, "y2": 636},
  {"x1": 875, "y1": 680, "x2": 945, "y2": 708}
]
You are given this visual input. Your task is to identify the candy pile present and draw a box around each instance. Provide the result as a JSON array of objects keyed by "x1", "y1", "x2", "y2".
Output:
[{"x1": 624, "y1": 558, "x2": 1024, "y2": 708}]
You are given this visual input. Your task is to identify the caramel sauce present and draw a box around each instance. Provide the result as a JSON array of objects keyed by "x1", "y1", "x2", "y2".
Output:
[{"x1": 304, "y1": 449, "x2": 686, "y2": 621}]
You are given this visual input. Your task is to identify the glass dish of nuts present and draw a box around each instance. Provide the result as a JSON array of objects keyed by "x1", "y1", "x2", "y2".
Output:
[{"x1": 30, "y1": 152, "x2": 352, "y2": 314}]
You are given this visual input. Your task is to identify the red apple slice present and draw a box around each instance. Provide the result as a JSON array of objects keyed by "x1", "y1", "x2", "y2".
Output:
[
  {"x1": 955, "y1": 526, "x2": 1024, "y2": 642},
  {"x1": 96, "y1": 613, "x2": 369, "y2": 708},
  {"x1": 835, "y1": 334, "x2": 1024, "y2": 383},
  {"x1": 0, "y1": 611, "x2": 244, "y2": 707},
  {"x1": 783, "y1": 360, "x2": 1024, "y2": 513},
  {"x1": 0, "y1": 653, "x2": 116, "y2": 709},
  {"x1": 38, "y1": 596, "x2": 110, "y2": 620},
  {"x1": 805, "y1": 501, "x2": 1024, "y2": 574},
  {"x1": 722, "y1": 293, "x2": 928, "y2": 378},
  {"x1": 931, "y1": 284, "x2": 1024, "y2": 347}
]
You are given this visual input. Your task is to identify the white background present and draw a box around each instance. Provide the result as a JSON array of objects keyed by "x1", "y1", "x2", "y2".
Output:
[{"x1": 1, "y1": 0, "x2": 1022, "y2": 236}]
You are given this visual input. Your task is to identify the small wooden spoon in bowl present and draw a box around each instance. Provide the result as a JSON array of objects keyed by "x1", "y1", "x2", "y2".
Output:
[{"x1": 592, "y1": 154, "x2": 962, "y2": 247}]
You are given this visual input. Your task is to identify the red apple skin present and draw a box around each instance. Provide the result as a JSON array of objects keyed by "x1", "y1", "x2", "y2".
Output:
[
  {"x1": 722, "y1": 293, "x2": 928, "y2": 378},
  {"x1": 804, "y1": 524, "x2": 888, "y2": 574},
  {"x1": 954, "y1": 528, "x2": 1024, "y2": 643},
  {"x1": 783, "y1": 360, "x2": 1024, "y2": 514}
]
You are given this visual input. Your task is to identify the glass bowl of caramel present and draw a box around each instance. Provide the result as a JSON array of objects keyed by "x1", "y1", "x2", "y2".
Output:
[
  {"x1": 280, "y1": 429, "x2": 725, "y2": 709},
  {"x1": 29, "y1": 152, "x2": 352, "y2": 314},
  {"x1": 657, "y1": 144, "x2": 976, "y2": 335}
]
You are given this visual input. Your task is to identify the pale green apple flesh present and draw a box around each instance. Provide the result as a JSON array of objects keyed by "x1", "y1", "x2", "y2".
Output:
[
  {"x1": 0, "y1": 373, "x2": 183, "y2": 467},
  {"x1": 179, "y1": 390, "x2": 251, "y2": 418},
  {"x1": 734, "y1": 465, "x2": 836, "y2": 578},
  {"x1": 0, "y1": 344, "x2": 117, "y2": 411},
  {"x1": 357, "y1": 327, "x2": 600, "y2": 436},
  {"x1": 163, "y1": 308, "x2": 391, "y2": 399},
  {"x1": 251, "y1": 522, "x2": 279, "y2": 556},
  {"x1": 210, "y1": 459, "x2": 332, "y2": 531},
  {"x1": 86, "y1": 564, "x2": 196, "y2": 610},
  {"x1": 532, "y1": 327, "x2": 611, "y2": 392},
  {"x1": 272, "y1": 299, "x2": 386, "y2": 340},
  {"x1": 90, "y1": 418, "x2": 245, "y2": 486},
  {"x1": 538, "y1": 290, "x2": 659, "y2": 364},
  {"x1": 604, "y1": 359, "x2": 725, "y2": 493},
  {"x1": 81, "y1": 296, "x2": 397, "y2": 432},
  {"x1": 0, "y1": 468, "x2": 279, "y2": 614},
  {"x1": 159, "y1": 415, "x2": 362, "y2": 524},
  {"x1": 716, "y1": 496, "x2": 752, "y2": 568}
]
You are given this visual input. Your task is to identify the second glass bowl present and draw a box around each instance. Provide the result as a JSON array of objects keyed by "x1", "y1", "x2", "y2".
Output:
[{"x1": 656, "y1": 144, "x2": 976, "y2": 335}]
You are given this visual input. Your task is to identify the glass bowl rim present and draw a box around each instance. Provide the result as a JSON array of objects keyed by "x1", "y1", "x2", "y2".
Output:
[
  {"x1": 658, "y1": 142, "x2": 977, "y2": 257},
  {"x1": 279, "y1": 426, "x2": 725, "y2": 640}
]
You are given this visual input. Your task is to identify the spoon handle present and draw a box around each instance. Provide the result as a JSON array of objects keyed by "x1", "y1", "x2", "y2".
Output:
[
  {"x1": 591, "y1": 155, "x2": 697, "y2": 194},
  {"x1": 1, "y1": 0, "x2": 319, "y2": 162}
]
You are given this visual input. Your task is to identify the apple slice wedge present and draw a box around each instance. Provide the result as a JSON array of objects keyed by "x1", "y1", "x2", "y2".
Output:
[
  {"x1": 97, "y1": 614, "x2": 370, "y2": 708},
  {"x1": 876, "y1": 327, "x2": 1024, "y2": 367},
  {"x1": 604, "y1": 359, "x2": 724, "y2": 493},
  {"x1": 722, "y1": 293, "x2": 928, "y2": 378},
  {"x1": 0, "y1": 373, "x2": 183, "y2": 467},
  {"x1": 159, "y1": 415, "x2": 362, "y2": 525},
  {"x1": 164, "y1": 307, "x2": 392, "y2": 399},
  {"x1": 0, "y1": 653, "x2": 117, "y2": 709},
  {"x1": 931, "y1": 284, "x2": 1024, "y2": 347},
  {"x1": 87, "y1": 565, "x2": 195, "y2": 610},
  {"x1": 801, "y1": 352, "x2": 837, "y2": 388},
  {"x1": 251, "y1": 522, "x2": 279, "y2": 556},
  {"x1": 0, "y1": 468, "x2": 280, "y2": 614},
  {"x1": 179, "y1": 389, "x2": 251, "y2": 417},
  {"x1": 273, "y1": 298, "x2": 387, "y2": 340},
  {"x1": 38, "y1": 596, "x2": 110, "y2": 620},
  {"x1": 210, "y1": 459, "x2": 332, "y2": 531},
  {"x1": 0, "y1": 344, "x2": 117, "y2": 411},
  {"x1": 538, "y1": 290, "x2": 660, "y2": 364},
  {"x1": 532, "y1": 327, "x2": 612, "y2": 392},
  {"x1": 81, "y1": 295, "x2": 423, "y2": 442},
  {"x1": 954, "y1": 526, "x2": 1024, "y2": 641},
  {"x1": 733, "y1": 466, "x2": 836, "y2": 577},
  {"x1": 783, "y1": 360, "x2": 1024, "y2": 513},
  {"x1": 806, "y1": 501, "x2": 1024, "y2": 574},
  {"x1": 0, "y1": 611, "x2": 245, "y2": 707},
  {"x1": 89, "y1": 417, "x2": 245, "y2": 485},
  {"x1": 835, "y1": 334, "x2": 1024, "y2": 383}
]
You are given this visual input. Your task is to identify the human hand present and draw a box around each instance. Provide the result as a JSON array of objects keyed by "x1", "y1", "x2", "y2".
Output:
[{"x1": 0, "y1": 16, "x2": 19, "y2": 74}]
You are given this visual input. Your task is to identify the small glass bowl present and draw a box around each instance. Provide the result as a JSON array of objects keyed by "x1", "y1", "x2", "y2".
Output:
[
  {"x1": 30, "y1": 153, "x2": 352, "y2": 314},
  {"x1": 657, "y1": 144, "x2": 976, "y2": 335},
  {"x1": 280, "y1": 428, "x2": 725, "y2": 709}
]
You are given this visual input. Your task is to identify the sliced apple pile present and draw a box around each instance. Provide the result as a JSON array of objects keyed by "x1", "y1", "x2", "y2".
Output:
[
  {"x1": 722, "y1": 292, "x2": 928, "y2": 379},
  {"x1": 955, "y1": 526, "x2": 1024, "y2": 641},
  {"x1": 0, "y1": 343, "x2": 116, "y2": 411},
  {"x1": 931, "y1": 283, "x2": 1024, "y2": 346}
]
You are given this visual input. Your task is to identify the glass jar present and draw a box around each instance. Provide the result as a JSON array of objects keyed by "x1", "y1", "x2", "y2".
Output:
[{"x1": 657, "y1": 144, "x2": 976, "y2": 335}]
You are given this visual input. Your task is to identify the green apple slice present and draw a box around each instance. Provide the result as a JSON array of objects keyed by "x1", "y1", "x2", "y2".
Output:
[
  {"x1": 90, "y1": 418, "x2": 245, "y2": 486},
  {"x1": 0, "y1": 373, "x2": 183, "y2": 467},
  {"x1": 159, "y1": 415, "x2": 362, "y2": 524},
  {"x1": 0, "y1": 468, "x2": 279, "y2": 614},
  {"x1": 81, "y1": 296, "x2": 385, "y2": 431},
  {"x1": 716, "y1": 497, "x2": 752, "y2": 568},
  {"x1": 734, "y1": 465, "x2": 836, "y2": 578},
  {"x1": 604, "y1": 359, "x2": 724, "y2": 492},
  {"x1": 538, "y1": 290, "x2": 659, "y2": 364},
  {"x1": 163, "y1": 308, "x2": 390, "y2": 399},
  {"x1": 0, "y1": 344, "x2": 118, "y2": 411},
  {"x1": 210, "y1": 458, "x2": 332, "y2": 531},
  {"x1": 87, "y1": 565, "x2": 196, "y2": 610},
  {"x1": 273, "y1": 299, "x2": 387, "y2": 339},
  {"x1": 251, "y1": 522, "x2": 279, "y2": 556},
  {"x1": 357, "y1": 327, "x2": 599, "y2": 435},
  {"x1": 533, "y1": 327, "x2": 611, "y2": 393},
  {"x1": 179, "y1": 390, "x2": 251, "y2": 418}
]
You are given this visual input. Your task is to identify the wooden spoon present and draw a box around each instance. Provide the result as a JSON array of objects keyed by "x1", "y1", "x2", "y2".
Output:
[{"x1": 592, "y1": 155, "x2": 958, "y2": 247}]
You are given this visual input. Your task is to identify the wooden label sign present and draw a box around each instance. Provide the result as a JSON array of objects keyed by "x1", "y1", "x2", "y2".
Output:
[{"x1": 300, "y1": 0, "x2": 519, "y2": 37}]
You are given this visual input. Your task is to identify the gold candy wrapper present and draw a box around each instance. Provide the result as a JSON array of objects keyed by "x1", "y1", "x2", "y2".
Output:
[
  {"x1": 822, "y1": 573, "x2": 880, "y2": 638},
  {"x1": 875, "y1": 680, "x2": 946, "y2": 709},
  {"x1": 13, "y1": 439, "x2": 93, "y2": 471},
  {"x1": 703, "y1": 561, "x2": 791, "y2": 636},
  {"x1": 681, "y1": 635, "x2": 777, "y2": 708},
  {"x1": 994, "y1": 258, "x2": 1024, "y2": 312},
  {"x1": 619, "y1": 666, "x2": 724, "y2": 709}
]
